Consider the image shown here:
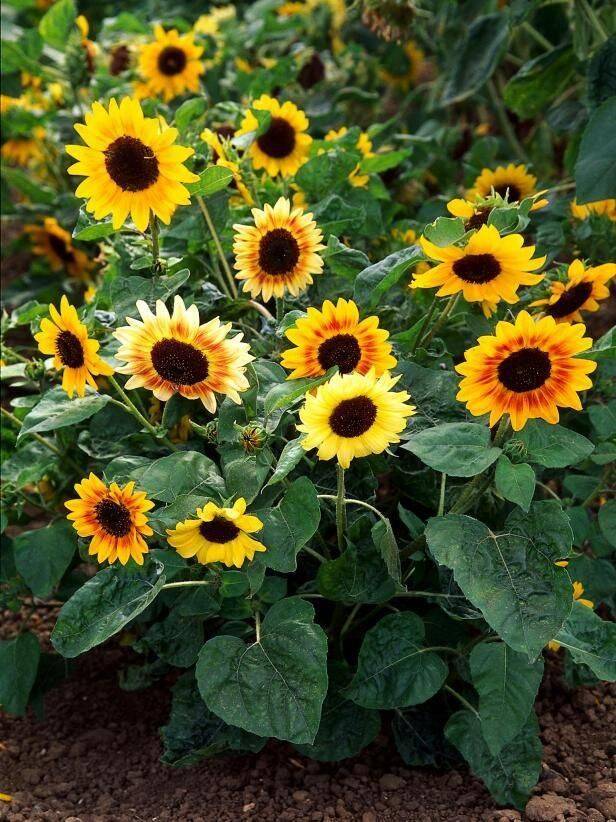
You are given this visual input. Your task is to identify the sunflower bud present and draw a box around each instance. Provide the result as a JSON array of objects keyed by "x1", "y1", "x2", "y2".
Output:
[
  {"x1": 361, "y1": 0, "x2": 416, "y2": 42},
  {"x1": 25, "y1": 359, "x2": 46, "y2": 381},
  {"x1": 239, "y1": 423, "x2": 266, "y2": 453},
  {"x1": 65, "y1": 30, "x2": 91, "y2": 88},
  {"x1": 503, "y1": 438, "x2": 528, "y2": 462}
]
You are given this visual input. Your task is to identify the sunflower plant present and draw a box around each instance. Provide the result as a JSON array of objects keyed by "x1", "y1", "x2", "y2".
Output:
[{"x1": 1, "y1": 0, "x2": 615, "y2": 813}]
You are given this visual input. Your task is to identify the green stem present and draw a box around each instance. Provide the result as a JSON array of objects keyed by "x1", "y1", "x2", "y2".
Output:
[
  {"x1": 247, "y1": 300, "x2": 275, "y2": 323},
  {"x1": 521, "y1": 21, "x2": 553, "y2": 50},
  {"x1": 1, "y1": 346, "x2": 31, "y2": 364},
  {"x1": 438, "y1": 473, "x2": 447, "y2": 516},
  {"x1": 149, "y1": 213, "x2": 161, "y2": 274},
  {"x1": 108, "y1": 375, "x2": 178, "y2": 451},
  {"x1": 444, "y1": 684, "x2": 479, "y2": 717},
  {"x1": 449, "y1": 416, "x2": 510, "y2": 515},
  {"x1": 578, "y1": 0, "x2": 608, "y2": 42},
  {"x1": 487, "y1": 78, "x2": 529, "y2": 165},
  {"x1": 275, "y1": 297, "x2": 285, "y2": 325},
  {"x1": 340, "y1": 603, "x2": 362, "y2": 636},
  {"x1": 196, "y1": 195, "x2": 238, "y2": 298},
  {"x1": 420, "y1": 293, "x2": 460, "y2": 349},
  {"x1": 537, "y1": 480, "x2": 560, "y2": 501},
  {"x1": 255, "y1": 610, "x2": 261, "y2": 642},
  {"x1": 335, "y1": 464, "x2": 346, "y2": 552},
  {"x1": 0, "y1": 406, "x2": 83, "y2": 473},
  {"x1": 410, "y1": 296, "x2": 438, "y2": 355},
  {"x1": 303, "y1": 545, "x2": 327, "y2": 563},
  {"x1": 162, "y1": 580, "x2": 211, "y2": 590}
]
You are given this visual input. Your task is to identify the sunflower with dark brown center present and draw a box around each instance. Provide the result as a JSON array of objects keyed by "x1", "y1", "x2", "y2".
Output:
[
  {"x1": 456, "y1": 310, "x2": 597, "y2": 431},
  {"x1": 236, "y1": 94, "x2": 312, "y2": 177},
  {"x1": 233, "y1": 197, "x2": 324, "y2": 301},
  {"x1": 25, "y1": 217, "x2": 93, "y2": 280},
  {"x1": 297, "y1": 370, "x2": 415, "y2": 469},
  {"x1": 166, "y1": 499, "x2": 266, "y2": 568},
  {"x1": 66, "y1": 474, "x2": 154, "y2": 566},
  {"x1": 35, "y1": 296, "x2": 113, "y2": 398},
  {"x1": 467, "y1": 164, "x2": 548, "y2": 211},
  {"x1": 531, "y1": 259, "x2": 615, "y2": 323},
  {"x1": 137, "y1": 25, "x2": 204, "y2": 102},
  {"x1": 281, "y1": 298, "x2": 396, "y2": 379},
  {"x1": 113, "y1": 295, "x2": 253, "y2": 413},
  {"x1": 414, "y1": 224, "x2": 545, "y2": 310}
]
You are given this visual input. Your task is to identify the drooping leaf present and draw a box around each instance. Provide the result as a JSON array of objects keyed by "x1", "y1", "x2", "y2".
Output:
[
  {"x1": 494, "y1": 456, "x2": 535, "y2": 512},
  {"x1": 0, "y1": 632, "x2": 40, "y2": 716},
  {"x1": 441, "y1": 14, "x2": 510, "y2": 104},
  {"x1": 504, "y1": 46, "x2": 575, "y2": 118},
  {"x1": 13, "y1": 520, "x2": 76, "y2": 598},
  {"x1": 39, "y1": 0, "x2": 76, "y2": 49},
  {"x1": 132, "y1": 451, "x2": 225, "y2": 502},
  {"x1": 353, "y1": 246, "x2": 423, "y2": 309},
  {"x1": 575, "y1": 98, "x2": 616, "y2": 203},
  {"x1": 264, "y1": 438, "x2": 305, "y2": 487},
  {"x1": 515, "y1": 420, "x2": 594, "y2": 468},
  {"x1": 18, "y1": 388, "x2": 110, "y2": 440},
  {"x1": 553, "y1": 601, "x2": 616, "y2": 680},
  {"x1": 259, "y1": 477, "x2": 321, "y2": 573},
  {"x1": 186, "y1": 165, "x2": 233, "y2": 197},
  {"x1": 317, "y1": 532, "x2": 397, "y2": 604},
  {"x1": 403, "y1": 422, "x2": 501, "y2": 477}
]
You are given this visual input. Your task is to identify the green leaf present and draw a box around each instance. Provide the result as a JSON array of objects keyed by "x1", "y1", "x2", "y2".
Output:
[
  {"x1": 323, "y1": 236, "x2": 370, "y2": 278},
  {"x1": 470, "y1": 642, "x2": 544, "y2": 756},
  {"x1": 442, "y1": 14, "x2": 510, "y2": 104},
  {"x1": 72, "y1": 208, "x2": 115, "y2": 241},
  {"x1": 392, "y1": 707, "x2": 456, "y2": 768},
  {"x1": 354, "y1": 246, "x2": 423, "y2": 309},
  {"x1": 396, "y1": 361, "x2": 465, "y2": 432},
  {"x1": 445, "y1": 711, "x2": 542, "y2": 809},
  {"x1": 104, "y1": 270, "x2": 190, "y2": 324},
  {"x1": 186, "y1": 165, "x2": 233, "y2": 197},
  {"x1": 554, "y1": 601, "x2": 616, "y2": 681},
  {"x1": 504, "y1": 46, "x2": 575, "y2": 119},
  {"x1": 583, "y1": 326, "x2": 615, "y2": 362},
  {"x1": 516, "y1": 420, "x2": 594, "y2": 468},
  {"x1": 359, "y1": 149, "x2": 410, "y2": 174},
  {"x1": 422, "y1": 217, "x2": 466, "y2": 247},
  {"x1": 161, "y1": 672, "x2": 265, "y2": 766},
  {"x1": 575, "y1": 98, "x2": 616, "y2": 204},
  {"x1": 18, "y1": 388, "x2": 110, "y2": 440},
  {"x1": 425, "y1": 502, "x2": 573, "y2": 659},
  {"x1": 295, "y1": 150, "x2": 359, "y2": 201},
  {"x1": 137, "y1": 612, "x2": 203, "y2": 668},
  {"x1": 51, "y1": 560, "x2": 166, "y2": 658},
  {"x1": 346, "y1": 612, "x2": 448, "y2": 709},
  {"x1": 259, "y1": 477, "x2": 321, "y2": 573},
  {"x1": 403, "y1": 422, "x2": 501, "y2": 477},
  {"x1": 13, "y1": 520, "x2": 76, "y2": 598},
  {"x1": 372, "y1": 518, "x2": 401, "y2": 585},
  {"x1": 0, "y1": 632, "x2": 40, "y2": 716},
  {"x1": 599, "y1": 500, "x2": 616, "y2": 547},
  {"x1": 131, "y1": 451, "x2": 225, "y2": 502},
  {"x1": 196, "y1": 597, "x2": 328, "y2": 744},
  {"x1": 1, "y1": 165, "x2": 55, "y2": 205},
  {"x1": 174, "y1": 97, "x2": 207, "y2": 131},
  {"x1": 587, "y1": 35, "x2": 616, "y2": 110},
  {"x1": 39, "y1": 0, "x2": 76, "y2": 49},
  {"x1": 588, "y1": 400, "x2": 616, "y2": 439},
  {"x1": 494, "y1": 455, "x2": 535, "y2": 511},
  {"x1": 1, "y1": 441, "x2": 56, "y2": 488},
  {"x1": 317, "y1": 530, "x2": 397, "y2": 604},
  {"x1": 264, "y1": 369, "x2": 336, "y2": 423},
  {"x1": 264, "y1": 438, "x2": 305, "y2": 487}
]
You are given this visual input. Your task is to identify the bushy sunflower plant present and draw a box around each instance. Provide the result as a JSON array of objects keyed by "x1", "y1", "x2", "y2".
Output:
[{"x1": 1, "y1": 0, "x2": 615, "y2": 810}]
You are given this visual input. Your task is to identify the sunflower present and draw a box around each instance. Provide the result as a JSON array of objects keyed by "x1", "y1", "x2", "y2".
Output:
[
  {"x1": 297, "y1": 370, "x2": 415, "y2": 469},
  {"x1": 570, "y1": 198, "x2": 616, "y2": 222},
  {"x1": 455, "y1": 311, "x2": 596, "y2": 431},
  {"x1": 548, "y1": 581, "x2": 593, "y2": 650},
  {"x1": 233, "y1": 197, "x2": 324, "y2": 301},
  {"x1": 236, "y1": 94, "x2": 312, "y2": 177},
  {"x1": 1, "y1": 126, "x2": 46, "y2": 167},
  {"x1": 66, "y1": 96, "x2": 199, "y2": 232},
  {"x1": 446, "y1": 198, "x2": 494, "y2": 231},
  {"x1": 200, "y1": 127, "x2": 253, "y2": 205},
  {"x1": 467, "y1": 164, "x2": 548, "y2": 211},
  {"x1": 281, "y1": 298, "x2": 396, "y2": 379},
  {"x1": 25, "y1": 217, "x2": 93, "y2": 280},
  {"x1": 194, "y1": 5, "x2": 236, "y2": 36},
  {"x1": 531, "y1": 260, "x2": 615, "y2": 324},
  {"x1": 35, "y1": 296, "x2": 114, "y2": 398},
  {"x1": 325, "y1": 126, "x2": 374, "y2": 187},
  {"x1": 166, "y1": 498, "x2": 265, "y2": 568},
  {"x1": 66, "y1": 474, "x2": 154, "y2": 566},
  {"x1": 113, "y1": 295, "x2": 253, "y2": 412},
  {"x1": 137, "y1": 25, "x2": 204, "y2": 102},
  {"x1": 381, "y1": 41, "x2": 425, "y2": 90}
]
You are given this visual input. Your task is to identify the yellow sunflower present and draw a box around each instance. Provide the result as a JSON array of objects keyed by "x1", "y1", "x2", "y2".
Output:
[
  {"x1": 194, "y1": 5, "x2": 236, "y2": 36},
  {"x1": 200, "y1": 127, "x2": 253, "y2": 205},
  {"x1": 66, "y1": 473, "x2": 154, "y2": 566},
  {"x1": 236, "y1": 94, "x2": 312, "y2": 177},
  {"x1": 531, "y1": 260, "x2": 615, "y2": 324},
  {"x1": 455, "y1": 310, "x2": 596, "y2": 431},
  {"x1": 113, "y1": 295, "x2": 253, "y2": 412},
  {"x1": 66, "y1": 96, "x2": 199, "y2": 232},
  {"x1": 414, "y1": 224, "x2": 545, "y2": 307},
  {"x1": 447, "y1": 198, "x2": 494, "y2": 231},
  {"x1": 233, "y1": 197, "x2": 324, "y2": 301},
  {"x1": 548, "y1": 581, "x2": 594, "y2": 650},
  {"x1": 34, "y1": 296, "x2": 114, "y2": 398},
  {"x1": 25, "y1": 217, "x2": 94, "y2": 280},
  {"x1": 297, "y1": 370, "x2": 415, "y2": 469},
  {"x1": 467, "y1": 164, "x2": 548, "y2": 211},
  {"x1": 281, "y1": 298, "x2": 396, "y2": 379},
  {"x1": 381, "y1": 41, "x2": 425, "y2": 91},
  {"x1": 1, "y1": 126, "x2": 46, "y2": 167},
  {"x1": 570, "y1": 198, "x2": 616, "y2": 222},
  {"x1": 166, "y1": 498, "x2": 265, "y2": 568},
  {"x1": 137, "y1": 25, "x2": 204, "y2": 102},
  {"x1": 325, "y1": 126, "x2": 374, "y2": 188}
]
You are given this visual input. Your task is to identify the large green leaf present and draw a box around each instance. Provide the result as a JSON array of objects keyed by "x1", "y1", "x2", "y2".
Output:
[
  {"x1": 392, "y1": 707, "x2": 457, "y2": 768},
  {"x1": 346, "y1": 612, "x2": 448, "y2": 709},
  {"x1": 39, "y1": 0, "x2": 76, "y2": 49},
  {"x1": 52, "y1": 560, "x2": 166, "y2": 658},
  {"x1": 575, "y1": 98, "x2": 616, "y2": 203},
  {"x1": 396, "y1": 362, "x2": 465, "y2": 432},
  {"x1": 264, "y1": 438, "x2": 305, "y2": 487},
  {"x1": 599, "y1": 500, "x2": 616, "y2": 547},
  {"x1": 402, "y1": 422, "x2": 501, "y2": 477},
  {"x1": 18, "y1": 388, "x2": 110, "y2": 440},
  {"x1": 295, "y1": 150, "x2": 359, "y2": 201},
  {"x1": 470, "y1": 642, "x2": 544, "y2": 756},
  {"x1": 445, "y1": 711, "x2": 542, "y2": 809},
  {"x1": 442, "y1": 14, "x2": 510, "y2": 104},
  {"x1": 131, "y1": 451, "x2": 225, "y2": 502},
  {"x1": 0, "y1": 632, "x2": 40, "y2": 716},
  {"x1": 554, "y1": 601, "x2": 616, "y2": 680},
  {"x1": 186, "y1": 165, "x2": 233, "y2": 197},
  {"x1": 494, "y1": 456, "x2": 535, "y2": 512},
  {"x1": 317, "y1": 531, "x2": 397, "y2": 604},
  {"x1": 587, "y1": 35, "x2": 616, "y2": 110},
  {"x1": 353, "y1": 246, "x2": 423, "y2": 309},
  {"x1": 425, "y1": 502, "x2": 573, "y2": 659},
  {"x1": 504, "y1": 47, "x2": 575, "y2": 118},
  {"x1": 13, "y1": 520, "x2": 76, "y2": 598},
  {"x1": 196, "y1": 597, "x2": 328, "y2": 744},
  {"x1": 259, "y1": 477, "x2": 321, "y2": 572},
  {"x1": 104, "y1": 270, "x2": 190, "y2": 324},
  {"x1": 516, "y1": 421, "x2": 594, "y2": 468},
  {"x1": 136, "y1": 611, "x2": 203, "y2": 668}
]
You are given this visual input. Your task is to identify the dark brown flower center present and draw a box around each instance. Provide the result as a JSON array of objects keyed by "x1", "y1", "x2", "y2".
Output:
[
  {"x1": 465, "y1": 208, "x2": 490, "y2": 231},
  {"x1": 109, "y1": 44, "x2": 131, "y2": 76},
  {"x1": 150, "y1": 339, "x2": 209, "y2": 385},
  {"x1": 494, "y1": 183, "x2": 521, "y2": 202},
  {"x1": 453, "y1": 253, "x2": 501, "y2": 284},
  {"x1": 258, "y1": 228, "x2": 300, "y2": 276},
  {"x1": 95, "y1": 498, "x2": 132, "y2": 537},
  {"x1": 497, "y1": 347, "x2": 551, "y2": 393},
  {"x1": 104, "y1": 136, "x2": 159, "y2": 192},
  {"x1": 48, "y1": 233, "x2": 75, "y2": 264},
  {"x1": 317, "y1": 334, "x2": 362, "y2": 374},
  {"x1": 298, "y1": 53, "x2": 325, "y2": 89},
  {"x1": 56, "y1": 330, "x2": 85, "y2": 368},
  {"x1": 157, "y1": 45, "x2": 188, "y2": 76},
  {"x1": 545, "y1": 282, "x2": 593, "y2": 319},
  {"x1": 257, "y1": 117, "x2": 296, "y2": 159},
  {"x1": 199, "y1": 516, "x2": 240, "y2": 543},
  {"x1": 329, "y1": 396, "x2": 377, "y2": 437}
]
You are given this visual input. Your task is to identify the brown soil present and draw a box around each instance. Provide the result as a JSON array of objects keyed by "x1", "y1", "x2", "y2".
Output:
[{"x1": 0, "y1": 608, "x2": 614, "y2": 822}]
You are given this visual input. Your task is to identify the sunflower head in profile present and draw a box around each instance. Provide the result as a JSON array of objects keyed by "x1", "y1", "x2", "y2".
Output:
[
  {"x1": 66, "y1": 474, "x2": 154, "y2": 566},
  {"x1": 297, "y1": 370, "x2": 415, "y2": 469},
  {"x1": 66, "y1": 96, "x2": 199, "y2": 233},
  {"x1": 380, "y1": 40, "x2": 425, "y2": 90},
  {"x1": 415, "y1": 224, "x2": 545, "y2": 308},
  {"x1": 456, "y1": 310, "x2": 597, "y2": 431},
  {"x1": 281, "y1": 298, "x2": 396, "y2": 379},
  {"x1": 35, "y1": 296, "x2": 114, "y2": 398},
  {"x1": 531, "y1": 260, "x2": 615, "y2": 324},
  {"x1": 570, "y1": 198, "x2": 616, "y2": 222},
  {"x1": 325, "y1": 126, "x2": 374, "y2": 188},
  {"x1": 166, "y1": 498, "x2": 266, "y2": 568},
  {"x1": 467, "y1": 164, "x2": 548, "y2": 211},
  {"x1": 138, "y1": 25, "x2": 204, "y2": 102},
  {"x1": 25, "y1": 217, "x2": 93, "y2": 280},
  {"x1": 233, "y1": 197, "x2": 324, "y2": 302},
  {"x1": 236, "y1": 94, "x2": 312, "y2": 177},
  {"x1": 113, "y1": 295, "x2": 253, "y2": 413}
]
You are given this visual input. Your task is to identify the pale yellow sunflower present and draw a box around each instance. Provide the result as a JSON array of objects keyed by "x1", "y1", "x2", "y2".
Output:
[
  {"x1": 467, "y1": 164, "x2": 548, "y2": 211},
  {"x1": 570, "y1": 198, "x2": 616, "y2": 222},
  {"x1": 137, "y1": 25, "x2": 204, "y2": 102},
  {"x1": 25, "y1": 217, "x2": 94, "y2": 280},
  {"x1": 531, "y1": 260, "x2": 615, "y2": 323}
]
